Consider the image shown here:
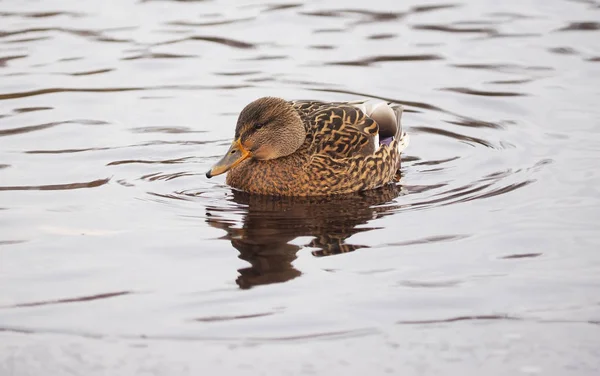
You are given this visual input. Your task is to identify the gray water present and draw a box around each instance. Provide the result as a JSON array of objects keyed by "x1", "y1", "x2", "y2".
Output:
[{"x1": 1, "y1": 0, "x2": 600, "y2": 375}]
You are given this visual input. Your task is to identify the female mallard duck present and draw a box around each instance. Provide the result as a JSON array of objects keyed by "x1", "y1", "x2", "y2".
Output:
[{"x1": 206, "y1": 97, "x2": 409, "y2": 196}]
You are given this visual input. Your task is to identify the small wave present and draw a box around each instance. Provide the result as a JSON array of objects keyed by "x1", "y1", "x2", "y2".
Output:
[
  {"x1": 367, "y1": 33, "x2": 396, "y2": 40},
  {"x1": 397, "y1": 315, "x2": 520, "y2": 325},
  {"x1": 383, "y1": 234, "x2": 470, "y2": 247},
  {"x1": 214, "y1": 70, "x2": 260, "y2": 76},
  {"x1": 263, "y1": 4, "x2": 302, "y2": 13},
  {"x1": 0, "y1": 119, "x2": 109, "y2": 137},
  {"x1": 411, "y1": 4, "x2": 460, "y2": 14},
  {"x1": 309, "y1": 87, "x2": 447, "y2": 113},
  {"x1": 0, "y1": 240, "x2": 26, "y2": 245},
  {"x1": 129, "y1": 126, "x2": 205, "y2": 134},
  {"x1": 411, "y1": 126, "x2": 496, "y2": 148},
  {"x1": 0, "y1": 121, "x2": 65, "y2": 137},
  {"x1": 446, "y1": 117, "x2": 503, "y2": 129},
  {"x1": 300, "y1": 9, "x2": 403, "y2": 24},
  {"x1": 412, "y1": 157, "x2": 460, "y2": 166},
  {"x1": 0, "y1": 27, "x2": 133, "y2": 44},
  {"x1": 25, "y1": 139, "x2": 217, "y2": 154},
  {"x1": 168, "y1": 17, "x2": 255, "y2": 27},
  {"x1": 0, "y1": 54, "x2": 26, "y2": 67},
  {"x1": 313, "y1": 28, "x2": 346, "y2": 33},
  {"x1": 557, "y1": 22, "x2": 600, "y2": 32},
  {"x1": 500, "y1": 253, "x2": 542, "y2": 259},
  {"x1": 156, "y1": 35, "x2": 255, "y2": 49},
  {"x1": 122, "y1": 53, "x2": 197, "y2": 60},
  {"x1": 548, "y1": 47, "x2": 578, "y2": 55},
  {"x1": 192, "y1": 312, "x2": 275, "y2": 322},
  {"x1": 240, "y1": 54, "x2": 288, "y2": 61},
  {"x1": 308, "y1": 44, "x2": 335, "y2": 50},
  {"x1": 0, "y1": 85, "x2": 250, "y2": 100},
  {"x1": 107, "y1": 157, "x2": 193, "y2": 166},
  {"x1": 0, "y1": 178, "x2": 110, "y2": 191},
  {"x1": 402, "y1": 177, "x2": 535, "y2": 212},
  {"x1": 412, "y1": 24, "x2": 496, "y2": 34},
  {"x1": 2, "y1": 291, "x2": 133, "y2": 309},
  {"x1": 441, "y1": 87, "x2": 526, "y2": 97},
  {"x1": 329, "y1": 54, "x2": 443, "y2": 66},
  {"x1": 0, "y1": 87, "x2": 141, "y2": 100},
  {"x1": 25, "y1": 147, "x2": 110, "y2": 154},
  {"x1": 140, "y1": 171, "x2": 198, "y2": 182},
  {"x1": 487, "y1": 11, "x2": 535, "y2": 20},
  {"x1": 0, "y1": 11, "x2": 82, "y2": 19},
  {"x1": 451, "y1": 63, "x2": 553, "y2": 72},
  {"x1": 487, "y1": 78, "x2": 535, "y2": 85}
]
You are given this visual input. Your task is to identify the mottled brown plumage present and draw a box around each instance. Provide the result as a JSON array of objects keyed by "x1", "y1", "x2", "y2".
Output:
[{"x1": 206, "y1": 97, "x2": 409, "y2": 196}]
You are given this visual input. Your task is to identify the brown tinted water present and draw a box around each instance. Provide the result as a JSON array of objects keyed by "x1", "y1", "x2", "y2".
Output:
[{"x1": 1, "y1": 0, "x2": 600, "y2": 374}]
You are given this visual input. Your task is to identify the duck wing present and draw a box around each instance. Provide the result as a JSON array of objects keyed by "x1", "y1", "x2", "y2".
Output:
[
  {"x1": 290, "y1": 100, "x2": 331, "y2": 119},
  {"x1": 306, "y1": 105, "x2": 380, "y2": 158},
  {"x1": 301, "y1": 101, "x2": 407, "y2": 193}
]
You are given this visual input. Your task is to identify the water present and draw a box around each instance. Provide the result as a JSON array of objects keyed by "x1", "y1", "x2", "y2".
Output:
[{"x1": 1, "y1": 0, "x2": 600, "y2": 374}]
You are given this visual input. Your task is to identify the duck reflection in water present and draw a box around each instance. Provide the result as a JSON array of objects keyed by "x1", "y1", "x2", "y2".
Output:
[{"x1": 205, "y1": 184, "x2": 402, "y2": 289}]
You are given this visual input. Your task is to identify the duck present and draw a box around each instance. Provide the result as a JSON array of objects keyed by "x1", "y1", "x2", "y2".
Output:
[{"x1": 205, "y1": 97, "x2": 409, "y2": 196}]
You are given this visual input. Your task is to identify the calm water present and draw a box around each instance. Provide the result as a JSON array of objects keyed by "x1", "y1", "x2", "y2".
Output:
[{"x1": 1, "y1": 0, "x2": 600, "y2": 374}]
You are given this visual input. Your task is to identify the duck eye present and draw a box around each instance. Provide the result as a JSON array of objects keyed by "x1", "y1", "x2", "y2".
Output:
[{"x1": 254, "y1": 122, "x2": 266, "y2": 130}]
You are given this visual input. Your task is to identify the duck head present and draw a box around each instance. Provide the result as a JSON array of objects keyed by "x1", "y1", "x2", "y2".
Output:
[{"x1": 206, "y1": 97, "x2": 306, "y2": 178}]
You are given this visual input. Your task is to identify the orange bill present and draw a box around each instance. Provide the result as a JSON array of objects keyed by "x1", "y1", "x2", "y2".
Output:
[{"x1": 206, "y1": 139, "x2": 251, "y2": 178}]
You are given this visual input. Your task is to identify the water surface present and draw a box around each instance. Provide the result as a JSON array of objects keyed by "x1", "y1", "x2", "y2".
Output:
[{"x1": 1, "y1": 0, "x2": 600, "y2": 374}]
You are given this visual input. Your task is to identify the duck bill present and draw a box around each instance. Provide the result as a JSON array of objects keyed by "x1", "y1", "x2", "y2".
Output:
[{"x1": 206, "y1": 139, "x2": 251, "y2": 178}]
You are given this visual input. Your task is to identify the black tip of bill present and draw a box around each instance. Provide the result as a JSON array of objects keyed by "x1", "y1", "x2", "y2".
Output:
[{"x1": 205, "y1": 170, "x2": 213, "y2": 179}]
